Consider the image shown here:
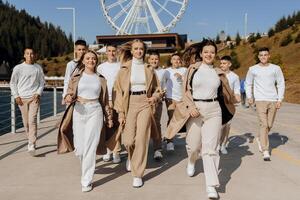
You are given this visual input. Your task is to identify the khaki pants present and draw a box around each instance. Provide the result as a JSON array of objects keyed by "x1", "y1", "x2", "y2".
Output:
[
  {"x1": 255, "y1": 101, "x2": 277, "y2": 151},
  {"x1": 109, "y1": 101, "x2": 122, "y2": 153},
  {"x1": 165, "y1": 98, "x2": 180, "y2": 125},
  {"x1": 153, "y1": 101, "x2": 163, "y2": 150},
  {"x1": 123, "y1": 94, "x2": 152, "y2": 178},
  {"x1": 186, "y1": 101, "x2": 222, "y2": 187},
  {"x1": 220, "y1": 121, "x2": 231, "y2": 145},
  {"x1": 18, "y1": 97, "x2": 39, "y2": 145}
]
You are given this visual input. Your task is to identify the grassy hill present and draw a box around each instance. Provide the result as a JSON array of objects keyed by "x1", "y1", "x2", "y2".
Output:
[{"x1": 218, "y1": 25, "x2": 300, "y2": 104}]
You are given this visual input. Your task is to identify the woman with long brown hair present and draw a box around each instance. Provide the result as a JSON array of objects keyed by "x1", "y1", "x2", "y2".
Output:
[
  {"x1": 114, "y1": 39, "x2": 161, "y2": 188},
  {"x1": 165, "y1": 39, "x2": 237, "y2": 199},
  {"x1": 58, "y1": 50, "x2": 112, "y2": 192}
]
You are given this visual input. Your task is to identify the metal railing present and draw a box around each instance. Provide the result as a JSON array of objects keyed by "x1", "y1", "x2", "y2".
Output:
[{"x1": 0, "y1": 86, "x2": 65, "y2": 135}]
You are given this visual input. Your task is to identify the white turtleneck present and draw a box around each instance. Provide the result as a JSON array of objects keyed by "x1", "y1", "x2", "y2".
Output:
[
  {"x1": 130, "y1": 57, "x2": 146, "y2": 92},
  {"x1": 192, "y1": 63, "x2": 220, "y2": 99}
]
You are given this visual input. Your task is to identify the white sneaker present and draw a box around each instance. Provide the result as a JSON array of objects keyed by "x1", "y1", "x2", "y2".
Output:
[
  {"x1": 207, "y1": 186, "x2": 218, "y2": 199},
  {"x1": 82, "y1": 184, "x2": 93, "y2": 192},
  {"x1": 27, "y1": 143, "x2": 36, "y2": 157},
  {"x1": 153, "y1": 150, "x2": 163, "y2": 160},
  {"x1": 220, "y1": 144, "x2": 228, "y2": 154},
  {"x1": 256, "y1": 138, "x2": 263, "y2": 153},
  {"x1": 126, "y1": 159, "x2": 131, "y2": 172},
  {"x1": 113, "y1": 153, "x2": 121, "y2": 164},
  {"x1": 186, "y1": 161, "x2": 195, "y2": 177},
  {"x1": 263, "y1": 150, "x2": 271, "y2": 161},
  {"x1": 132, "y1": 177, "x2": 143, "y2": 188},
  {"x1": 103, "y1": 150, "x2": 111, "y2": 162},
  {"x1": 166, "y1": 142, "x2": 175, "y2": 151}
]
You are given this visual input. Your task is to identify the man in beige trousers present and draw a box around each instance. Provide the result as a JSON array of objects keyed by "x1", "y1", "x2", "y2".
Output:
[
  {"x1": 245, "y1": 47, "x2": 285, "y2": 161},
  {"x1": 10, "y1": 47, "x2": 45, "y2": 156}
]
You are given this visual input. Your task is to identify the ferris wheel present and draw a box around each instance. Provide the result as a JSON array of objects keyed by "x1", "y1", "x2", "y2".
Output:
[{"x1": 100, "y1": 0, "x2": 189, "y2": 35}]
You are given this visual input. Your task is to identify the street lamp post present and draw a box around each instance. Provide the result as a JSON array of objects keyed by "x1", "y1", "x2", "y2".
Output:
[{"x1": 56, "y1": 7, "x2": 76, "y2": 58}]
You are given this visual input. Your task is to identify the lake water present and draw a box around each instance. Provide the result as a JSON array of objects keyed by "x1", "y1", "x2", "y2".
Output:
[{"x1": 0, "y1": 88, "x2": 65, "y2": 135}]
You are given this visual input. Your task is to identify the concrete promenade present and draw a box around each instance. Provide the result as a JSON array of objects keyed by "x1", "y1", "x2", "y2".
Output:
[{"x1": 0, "y1": 103, "x2": 299, "y2": 200}]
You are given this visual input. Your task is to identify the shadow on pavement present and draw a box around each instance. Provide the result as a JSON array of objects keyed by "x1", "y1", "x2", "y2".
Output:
[
  {"x1": 218, "y1": 134, "x2": 253, "y2": 193},
  {"x1": 143, "y1": 136, "x2": 188, "y2": 182},
  {"x1": 269, "y1": 132, "x2": 288, "y2": 153}
]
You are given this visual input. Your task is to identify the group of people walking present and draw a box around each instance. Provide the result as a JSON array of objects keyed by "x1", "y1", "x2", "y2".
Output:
[{"x1": 9, "y1": 38, "x2": 285, "y2": 199}]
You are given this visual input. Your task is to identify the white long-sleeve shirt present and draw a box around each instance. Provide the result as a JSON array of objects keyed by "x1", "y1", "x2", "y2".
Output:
[
  {"x1": 155, "y1": 68, "x2": 166, "y2": 90},
  {"x1": 63, "y1": 60, "x2": 78, "y2": 98},
  {"x1": 10, "y1": 62, "x2": 45, "y2": 98},
  {"x1": 96, "y1": 61, "x2": 120, "y2": 101},
  {"x1": 226, "y1": 71, "x2": 241, "y2": 95},
  {"x1": 245, "y1": 63, "x2": 285, "y2": 102},
  {"x1": 164, "y1": 67, "x2": 187, "y2": 101}
]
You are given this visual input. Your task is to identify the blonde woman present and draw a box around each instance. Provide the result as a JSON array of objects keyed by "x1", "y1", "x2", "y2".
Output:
[
  {"x1": 58, "y1": 50, "x2": 112, "y2": 192},
  {"x1": 114, "y1": 39, "x2": 161, "y2": 188}
]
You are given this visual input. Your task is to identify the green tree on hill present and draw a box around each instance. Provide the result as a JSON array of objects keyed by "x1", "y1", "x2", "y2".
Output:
[
  {"x1": 268, "y1": 28, "x2": 275, "y2": 37},
  {"x1": 235, "y1": 32, "x2": 241, "y2": 46}
]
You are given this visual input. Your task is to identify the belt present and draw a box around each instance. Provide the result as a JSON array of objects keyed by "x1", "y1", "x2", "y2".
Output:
[
  {"x1": 129, "y1": 90, "x2": 146, "y2": 95},
  {"x1": 77, "y1": 96, "x2": 99, "y2": 104},
  {"x1": 193, "y1": 97, "x2": 218, "y2": 102}
]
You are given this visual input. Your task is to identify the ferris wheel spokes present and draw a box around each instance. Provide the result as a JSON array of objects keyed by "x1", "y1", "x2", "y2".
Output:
[{"x1": 145, "y1": 0, "x2": 165, "y2": 32}]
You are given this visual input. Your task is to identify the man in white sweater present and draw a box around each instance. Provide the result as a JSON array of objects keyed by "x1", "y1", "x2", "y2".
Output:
[
  {"x1": 10, "y1": 48, "x2": 45, "y2": 156},
  {"x1": 96, "y1": 44, "x2": 121, "y2": 163},
  {"x1": 62, "y1": 39, "x2": 87, "y2": 104},
  {"x1": 219, "y1": 56, "x2": 241, "y2": 154},
  {"x1": 245, "y1": 47, "x2": 285, "y2": 161}
]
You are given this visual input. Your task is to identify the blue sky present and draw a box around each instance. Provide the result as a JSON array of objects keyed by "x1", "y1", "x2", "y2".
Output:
[{"x1": 5, "y1": 0, "x2": 300, "y2": 44}]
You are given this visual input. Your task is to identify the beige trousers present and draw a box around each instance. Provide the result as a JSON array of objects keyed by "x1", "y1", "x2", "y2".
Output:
[
  {"x1": 186, "y1": 101, "x2": 222, "y2": 187},
  {"x1": 123, "y1": 94, "x2": 152, "y2": 178},
  {"x1": 165, "y1": 98, "x2": 180, "y2": 125},
  {"x1": 153, "y1": 101, "x2": 163, "y2": 150},
  {"x1": 18, "y1": 97, "x2": 39, "y2": 145},
  {"x1": 220, "y1": 121, "x2": 231, "y2": 145},
  {"x1": 109, "y1": 101, "x2": 122, "y2": 153},
  {"x1": 255, "y1": 101, "x2": 277, "y2": 151}
]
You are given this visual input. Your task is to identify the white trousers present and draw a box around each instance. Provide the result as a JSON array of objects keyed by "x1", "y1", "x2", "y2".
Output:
[
  {"x1": 186, "y1": 101, "x2": 222, "y2": 187},
  {"x1": 73, "y1": 102, "x2": 103, "y2": 187}
]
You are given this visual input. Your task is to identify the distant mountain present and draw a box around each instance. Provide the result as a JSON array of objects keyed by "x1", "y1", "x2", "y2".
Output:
[{"x1": 0, "y1": 0, "x2": 73, "y2": 74}]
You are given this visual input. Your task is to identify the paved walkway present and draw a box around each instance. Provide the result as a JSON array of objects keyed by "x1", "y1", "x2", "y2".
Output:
[{"x1": 0, "y1": 103, "x2": 299, "y2": 200}]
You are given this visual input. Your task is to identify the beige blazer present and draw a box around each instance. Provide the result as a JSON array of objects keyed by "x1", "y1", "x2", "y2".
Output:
[
  {"x1": 57, "y1": 68, "x2": 112, "y2": 155},
  {"x1": 113, "y1": 60, "x2": 162, "y2": 139},
  {"x1": 165, "y1": 62, "x2": 237, "y2": 139}
]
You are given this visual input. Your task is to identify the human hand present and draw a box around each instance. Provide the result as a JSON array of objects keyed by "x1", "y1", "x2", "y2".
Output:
[
  {"x1": 107, "y1": 120, "x2": 113, "y2": 128},
  {"x1": 65, "y1": 94, "x2": 73, "y2": 104},
  {"x1": 15, "y1": 97, "x2": 23, "y2": 106},
  {"x1": 275, "y1": 101, "x2": 282, "y2": 109},
  {"x1": 190, "y1": 108, "x2": 200, "y2": 118},
  {"x1": 118, "y1": 118, "x2": 126, "y2": 126},
  {"x1": 147, "y1": 97, "x2": 156, "y2": 105}
]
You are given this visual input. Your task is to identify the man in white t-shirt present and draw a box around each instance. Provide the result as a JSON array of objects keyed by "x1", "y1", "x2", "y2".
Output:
[
  {"x1": 164, "y1": 53, "x2": 187, "y2": 151},
  {"x1": 97, "y1": 44, "x2": 121, "y2": 163},
  {"x1": 10, "y1": 47, "x2": 45, "y2": 156},
  {"x1": 219, "y1": 56, "x2": 241, "y2": 154},
  {"x1": 62, "y1": 39, "x2": 87, "y2": 104},
  {"x1": 245, "y1": 47, "x2": 285, "y2": 161},
  {"x1": 147, "y1": 50, "x2": 165, "y2": 160}
]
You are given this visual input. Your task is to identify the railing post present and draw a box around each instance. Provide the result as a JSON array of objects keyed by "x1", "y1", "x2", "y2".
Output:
[
  {"x1": 11, "y1": 95, "x2": 16, "y2": 134},
  {"x1": 53, "y1": 87, "x2": 57, "y2": 116}
]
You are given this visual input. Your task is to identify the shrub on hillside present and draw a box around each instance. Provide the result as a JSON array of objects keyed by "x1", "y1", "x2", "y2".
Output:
[
  {"x1": 230, "y1": 51, "x2": 240, "y2": 69},
  {"x1": 54, "y1": 58, "x2": 59, "y2": 63},
  {"x1": 47, "y1": 57, "x2": 52, "y2": 61},
  {"x1": 294, "y1": 33, "x2": 300, "y2": 43},
  {"x1": 268, "y1": 28, "x2": 275, "y2": 37},
  {"x1": 280, "y1": 34, "x2": 293, "y2": 46},
  {"x1": 65, "y1": 56, "x2": 71, "y2": 61}
]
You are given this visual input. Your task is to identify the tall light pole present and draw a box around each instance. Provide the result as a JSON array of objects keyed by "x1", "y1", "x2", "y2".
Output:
[{"x1": 57, "y1": 7, "x2": 76, "y2": 58}]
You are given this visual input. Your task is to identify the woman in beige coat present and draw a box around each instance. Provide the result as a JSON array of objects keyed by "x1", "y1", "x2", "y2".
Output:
[
  {"x1": 57, "y1": 50, "x2": 112, "y2": 192},
  {"x1": 165, "y1": 39, "x2": 236, "y2": 199},
  {"x1": 114, "y1": 39, "x2": 161, "y2": 188}
]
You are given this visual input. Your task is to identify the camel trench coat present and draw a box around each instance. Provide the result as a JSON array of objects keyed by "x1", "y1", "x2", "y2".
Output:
[
  {"x1": 165, "y1": 62, "x2": 237, "y2": 139},
  {"x1": 57, "y1": 68, "x2": 112, "y2": 155},
  {"x1": 113, "y1": 60, "x2": 163, "y2": 140}
]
